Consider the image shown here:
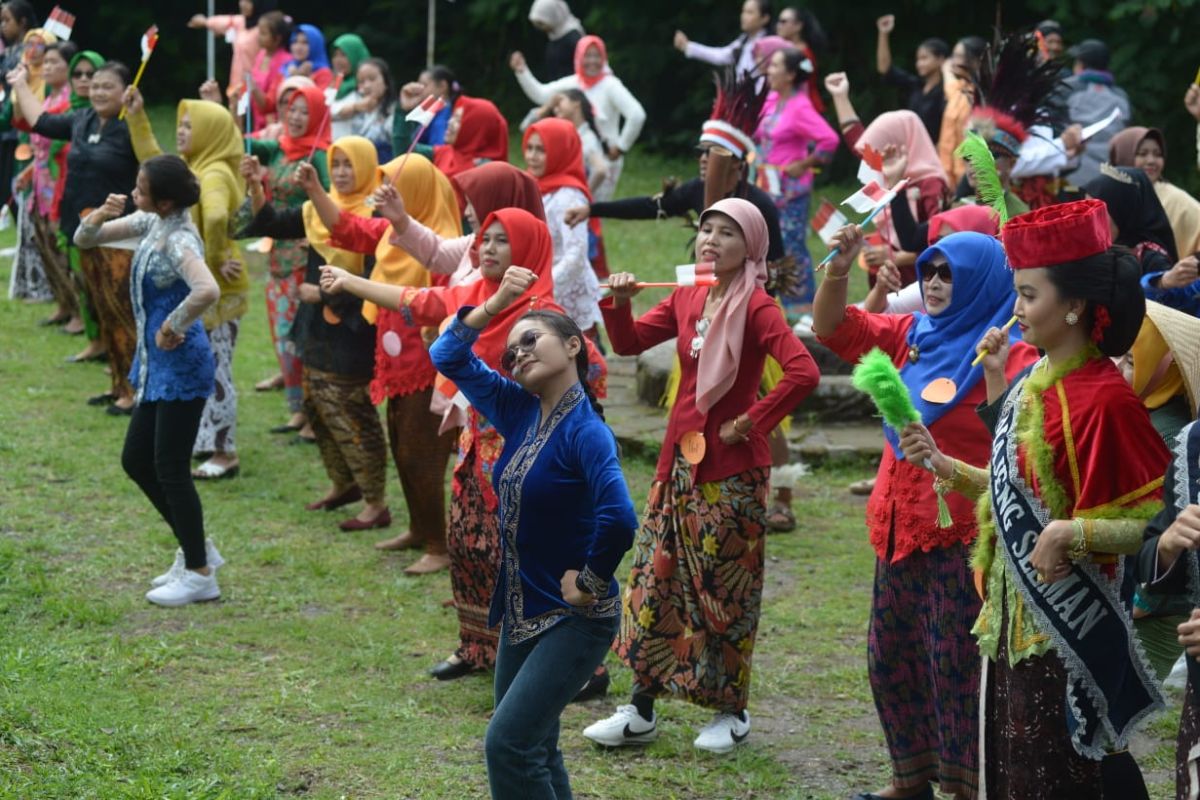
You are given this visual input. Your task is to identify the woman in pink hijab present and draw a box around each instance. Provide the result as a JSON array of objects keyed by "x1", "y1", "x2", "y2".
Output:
[{"x1": 587, "y1": 198, "x2": 819, "y2": 754}]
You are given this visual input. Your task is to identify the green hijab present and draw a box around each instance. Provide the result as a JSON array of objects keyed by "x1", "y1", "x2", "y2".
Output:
[
  {"x1": 330, "y1": 34, "x2": 369, "y2": 99},
  {"x1": 67, "y1": 50, "x2": 104, "y2": 110}
]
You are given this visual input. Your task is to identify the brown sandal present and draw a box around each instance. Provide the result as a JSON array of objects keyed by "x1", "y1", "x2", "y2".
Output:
[{"x1": 766, "y1": 503, "x2": 796, "y2": 532}]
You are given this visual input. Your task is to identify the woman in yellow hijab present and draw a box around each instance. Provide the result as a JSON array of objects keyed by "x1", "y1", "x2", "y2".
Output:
[
  {"x1": 305, "y1": 152, "x2": 463, "y2": 573},
  {"x1": 124, "y1": 91, "x2": 251, "y2": 481},
  {"x1": 1123, "y1": 300, "x2": 1200, "y2": 444},
  {"x1": 241, "y1": 136, "x2": 393, "y2": 530}
]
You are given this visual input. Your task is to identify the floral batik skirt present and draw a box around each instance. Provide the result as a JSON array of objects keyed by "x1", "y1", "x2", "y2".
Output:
[
  {"x1": 616, "y1": 454, "x2": 768, "y2": 713},
  {"x1": 448, "y1": 445, "x2": 501, "y2": 669}
]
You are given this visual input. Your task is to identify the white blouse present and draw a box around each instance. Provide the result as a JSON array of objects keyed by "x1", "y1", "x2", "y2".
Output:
[{"x1": 542, "y1": 186, "x2": 600, "y2": 330}]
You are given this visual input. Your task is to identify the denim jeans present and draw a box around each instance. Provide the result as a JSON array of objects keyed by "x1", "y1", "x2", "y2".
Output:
[{"x1": 485, "y1": 613, "x2": 619, "y2": 800}]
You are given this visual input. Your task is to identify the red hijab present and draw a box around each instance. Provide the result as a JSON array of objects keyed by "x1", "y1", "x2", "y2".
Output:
[
  {"x1": 452, "y1": 162, "x2": 546, "y2": 225},
  {"x1": 432, "y1": 96, "x2": 510, "y2": 177},
  {"x1": 523, "y1": 118, "x2": 591, "y2": 200},
  {"x1": 574, "y1": 35, "x2": 611, "y2": 90},
  {"x1": 278, "y1": 85, "x2": 331, "y2": 162},
  {"x1": 925, "y1": 205, "x2": 1000, "y2": 246}
]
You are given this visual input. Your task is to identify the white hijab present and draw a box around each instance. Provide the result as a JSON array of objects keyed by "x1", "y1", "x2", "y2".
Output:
[{"x1": 529, "y1": 0, "x2": 584, "y2": 41}]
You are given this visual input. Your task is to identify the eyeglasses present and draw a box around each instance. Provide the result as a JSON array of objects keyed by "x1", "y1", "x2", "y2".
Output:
[
  {"x1": 919, "y1": 262, "x2": 953, "y2": 282},
  {"x1": 500, "y1": 330, "x2": 542, "y2": 374},
  {"x1": 71, "y1": 69, "x2": 94, "y2": 79}
]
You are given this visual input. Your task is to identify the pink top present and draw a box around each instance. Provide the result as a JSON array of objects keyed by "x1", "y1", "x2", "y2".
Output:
[
  {"x1": 387, "y1": 217, "x2": 479, "y2": 287},
  {"x1": 206, "y1": 15, "x2": 260, "y2": 100},
  {"x1": 250, "y1": 49, "x2": 291, "y2": 131},
  {"x1": 754, "y1": 89, "x2": 838, "y2": 192}
]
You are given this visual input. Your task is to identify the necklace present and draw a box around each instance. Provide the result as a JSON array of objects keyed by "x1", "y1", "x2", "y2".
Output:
[{"x1": 690, "y1": 317, "x2": 710, "y2": 358}]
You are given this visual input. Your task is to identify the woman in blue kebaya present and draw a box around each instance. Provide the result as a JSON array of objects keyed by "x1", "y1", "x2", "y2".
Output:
[{"x1": 427, "y1": 242, "x2": 638, "y2": 799}]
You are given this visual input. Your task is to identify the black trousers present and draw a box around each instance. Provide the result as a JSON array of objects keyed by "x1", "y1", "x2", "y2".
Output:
[{"x1": 121, "y1": 398, "x2": 208, "y2": 569}]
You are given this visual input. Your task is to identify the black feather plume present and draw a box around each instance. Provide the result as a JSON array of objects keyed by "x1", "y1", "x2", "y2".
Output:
[{"x1": 973, "y1": 31, "x2": 1068, "y2": 133}]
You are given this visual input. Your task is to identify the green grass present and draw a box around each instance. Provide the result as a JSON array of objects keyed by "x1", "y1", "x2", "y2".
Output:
[{"x1": 0, "y1": 110, "x2": 1177, "y2": 799}]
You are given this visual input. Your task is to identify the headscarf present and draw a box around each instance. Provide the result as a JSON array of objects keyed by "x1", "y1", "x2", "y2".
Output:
[
  {"x1": 276, "y1": 74, "x2": 316, "y2": 106},
  {"x1": 858, "y1": 110, "x2": 949, "y2": 249},
  {"x1": 363, "y1": 153, "x2": 462, "y2": 323},
  {"x1": 281, "y1": 24, "x2": 331, "y2": 76},
  {"x1": 452, "y1": 162, "x2": 546, "y2": 228},
  {"x1": 752, "y1": 35, "x2": 794, "y2": 66},
  {"x1": 67, "y1": 50, "x2": 103, "y2": 111},
  {"x1": 926, "y1": 205, "x2": 1000, "y2": 246},
  {"x1": 694, "y1": 198, "x2": 769, "y2": 414},
  {"x1": 573, "y1": 35, "x2": 612, "y2": 91},
  {"x1": 330, "y1": 33, "x2": 369, "y2": 99},
  {"x1": 303, "y1": 136, "x2": 379, "y2": 271},
  {"x1": 1131, "y1": 315, "x2": 1186, "y2": 412},
  {"x1": 432, "y1": 96, "x2": 509, "y2": 177},
  {"x1": 21, "y1": 28, "x2": 58, "y2": 98},
  {"x1": 278, "y1": 85, "x2": 331, "y2": 162},
  {"x1": 523, "y1": 117, "x2": 591, "y2": 200},
  {"x1": 1109, "y1": 126, "x2": 1165, "y2": 172},
  {"x1": 1084, "y1": 166, "x2": 1178, "y2": 263},
  {"x1": 888, "y1": 232, "x2": 1019, "y2": 457},
  {"x1": 529, "y1": 0, "x2": 584, "y2": 41}
]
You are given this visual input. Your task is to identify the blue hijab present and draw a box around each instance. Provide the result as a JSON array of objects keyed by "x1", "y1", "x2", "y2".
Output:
[
  {"x1": 885, "y1": 231, "x2": 1021, "y2": 457},
  {"x1": 281, "y1": 24, "x2": 331, "y2": 75}
]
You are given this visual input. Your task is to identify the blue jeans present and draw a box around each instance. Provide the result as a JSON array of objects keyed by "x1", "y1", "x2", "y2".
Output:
[{"x1": 485, "y1": 613, "x2": 619, "y2": 800}]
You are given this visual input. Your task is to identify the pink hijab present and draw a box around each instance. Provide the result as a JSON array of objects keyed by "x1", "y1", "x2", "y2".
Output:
[
  {"x1": 857, "y1": 110, "x2": 947, "y2": 186},
  {"x1": 694, "y1": 198, "x2": 768, "y2": 414}
]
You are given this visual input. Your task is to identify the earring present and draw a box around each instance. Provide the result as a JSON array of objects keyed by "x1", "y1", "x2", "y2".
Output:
[{"x1": 1065, "y1": 312, "x2": 1079, "y2": 326}]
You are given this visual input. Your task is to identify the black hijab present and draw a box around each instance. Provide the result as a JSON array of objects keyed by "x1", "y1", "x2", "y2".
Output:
[{"x1": 1084, "y1": 165, "x2": 1178, "y2": 264}]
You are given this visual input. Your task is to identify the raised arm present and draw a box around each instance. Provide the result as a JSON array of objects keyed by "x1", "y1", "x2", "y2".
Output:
[
  {"x1": 875, "y1": 15, "x2": 895, "y2": 75},
  {"x1": 511, "y1": 53, "x2": 575, "y2": 105},
  {"x1": 74, "y1": 195, "x2": 151, "y2": 248},
  {"x1": 810, "y1": 224, "x2": 863, "y2": 337},
  {"x1": 380, "y1": 179, "x2": 472, "y2": 276},
  {"x1": 122, "y1": 87, "x2": 165, "y2": 162},
  {"x1": 7, "y1": 65, "x2": 47, "y2": 128},
  {"x1": 823, "y1": 72, "x2": 860, "y2": 132}
]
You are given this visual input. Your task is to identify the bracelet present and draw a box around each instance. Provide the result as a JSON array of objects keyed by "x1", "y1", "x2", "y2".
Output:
[
  {"x1": 824, "y1": 272, "x2": 850, "y2": 282},
  {"x1": 734, "y1": 414, "x2": 752, "y2": 435},
  {"x1": 481, "y1": 298, "x2": 497, "y2": 316},
  {"x1": 1067, "y1": 518, "x2": 1092, "y2": 562},
  {"x1": 932, "y1": 457, "x2": 959, "y2": 494}
]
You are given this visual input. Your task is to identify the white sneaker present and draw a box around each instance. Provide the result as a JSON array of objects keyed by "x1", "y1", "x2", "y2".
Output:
[
  {"x1": 693, "y1": 711, "x2": 750, "y2": 753},
  {"x1": 145, "y1": 569, "x2": 221, "y2": 607},
  {"x1": 150, "y1": 542, "x2": 225, "y2": 588},
  {"x1": 1165, "y1": 654, "x2": 1189, "y2": 691},
  {"x1": 582, "y1": 704, "x2": 657, "y2": 746}
]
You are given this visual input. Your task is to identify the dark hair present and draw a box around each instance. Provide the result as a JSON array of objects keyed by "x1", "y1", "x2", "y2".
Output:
[
  {"x1": 244, "y1": 0, "x2": 278, "y2": 29},
  {"x1": 1036, "y1": 19, "x2": 1063, "y2": 37},
  {"x1": 749, "y1": 0, "x2": 772, "y2": 21},
  {"x1": 559, "y1": 88, "x2": 607, "y2": 150},
  {"x1": 141, "y1": 155, "x2": 201, "y2": 211},
  {"x1": 258, "y1": 10, "x2": 290, "y2": 48},
  {"x1": 780, "y1": 7, "x2": 826, "y2": 53},
  {"x1": 1044, "y1": 246, "x2": 1145, "y2": 357},
  {"x1": 778, "y1": 46, "x2": 813, "y2": 87},
  {"x1": 518, "y1": 310, "x2": 605, "y2": 420},
  {"x1": 429, "y1": 64, "x2": 461, "y2": 103},
  {"x1": 1, "y1": 1, "x2": 36, "y2": 42},
  {"x1": 957, "y1": 36, "x2": 987, "y2": 64},
  {"x1": 46, "y1": 41, "x2": 78, "y2": 64},
  {"x1": 358, "y1": 57, "x2": 395, "y2": 115},
  {"x1": 94, "y1": 61, "x2": 132, "y2": 86},
  {"x1": 918, "y1": 37, "x2": 951, "y2": 59}
]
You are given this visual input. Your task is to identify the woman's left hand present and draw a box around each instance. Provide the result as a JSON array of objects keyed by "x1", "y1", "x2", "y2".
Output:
[
  {"x1": 219, "y1": 259, "x2": 243, "y2": 282},
  {"x1": 318, "y1": 265, "x2": 351, "y2": 294},
  {"x1": 123, "y1": 86, "x2": 145, "y2": 117},
  {"x1": 718, "y1": 414, "x2": 751, "y2": 445},
  {"x1": 560, "y1": 570, "x2": 595, "y2": 607},
  {"x1": 298, "y1": 282, "x2": 322, "y2": 304},
  {"x1": 606, "y1": 145, "x2": 622, "y2": 161},
  {"x1": 492, "y1": 266, "x2": 538, "y2": 310},
  {"x1": 782, "y1": 159, "x2": 809, "y2": 179},
  {"x1": 156, "y1": 322, "x2": 185, "y2": 351},
  {"x1": 1030, "y1": 520, "x2": 1074, "y2": 583},
  {"x1": 1178, "y1": 608, "x2": 1200, "y2": 657}
]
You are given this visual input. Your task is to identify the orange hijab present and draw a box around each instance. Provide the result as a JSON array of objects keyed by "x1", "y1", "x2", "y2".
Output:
[
  {"x1": 432, "y1": 96, "x2": 510, "y2": 177},
  {"x1": 574, "y1": 35, "x2": 612, "y2": 90},
  {"x1": 278, "y1": 85, "x2": 331, "y2": 161}
]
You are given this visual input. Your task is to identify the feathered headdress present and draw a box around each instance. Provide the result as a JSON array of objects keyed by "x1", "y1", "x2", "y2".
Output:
[
  {"x1": 956, "y1": 132, "x2": 1009, "y2": 227},
  {"x1": 969, "y1": 31, "x2": 1066, "y2": 157},
  {"x1": 698, "y1": 67, "x2": 769, "y2": 161}
]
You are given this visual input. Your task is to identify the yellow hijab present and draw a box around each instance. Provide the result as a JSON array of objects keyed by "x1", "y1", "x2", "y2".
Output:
[
  {"x1": 303, "y1": 135, "x2": 379, "y2": 273},
  {"x1": 22, "y1": 29, "x2": 58, "y2": 98},
  {"x1": 1131, "y1": 316, "x2": 1185, "y2": 411},
  {"x1": 362, "y1": 153, "x2": 462, "y2": 323}
]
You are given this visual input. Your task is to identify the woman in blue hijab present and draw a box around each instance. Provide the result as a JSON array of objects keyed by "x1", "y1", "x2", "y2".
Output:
[
  {"x1": 812, "y1": 228, "x2": 1040, "y2": 800},
  {"x1": 281, "y1": 24, "x2": 334, "y2": 91}
]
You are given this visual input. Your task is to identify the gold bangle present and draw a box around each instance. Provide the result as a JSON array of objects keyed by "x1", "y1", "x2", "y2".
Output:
[
  {"x1": 1067, "y1": 518, "x2": 1090, "y2": 562},
  {"x1": 933, "y1": 458, "x2": 959, "y2": 494},
  {"x1": 823, "y1": 271, "x2": 850, "y2": 282}
]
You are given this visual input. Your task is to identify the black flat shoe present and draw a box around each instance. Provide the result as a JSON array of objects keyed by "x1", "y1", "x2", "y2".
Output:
[
  {"x1": 86, "y1": 392, "x2": 115, "y2": 406},
  {"x1": 852, "y1": 785, "x2": 933, "y2": 800},
  {"x1": 39, "y1": 314, "x2": 70, "y2": 327},
  {"x1": 66, "y1": 352, "x2": 107, "y2": 363},
  {"x1": 571, "y1": 668, "x2": 610, "y2": 703},
  {"x1": 430, "y1": 657, "x2": 479, "y2": 681},
  {"x1": 270, "y1": 423, "x2": 303, "y2": 434},
  {"x1": 106, "y1": 403, "x2": 134, "y2": 416}
]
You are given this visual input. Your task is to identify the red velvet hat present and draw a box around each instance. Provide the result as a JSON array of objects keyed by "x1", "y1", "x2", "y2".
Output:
[{"x1": 1002, "y1": 199, "x2": 1112, "y2": 269}]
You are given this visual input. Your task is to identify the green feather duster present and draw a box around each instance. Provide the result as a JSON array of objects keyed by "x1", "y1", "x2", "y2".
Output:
[
  {"x1": 955, "y1": 131, "x2": 1009, "y2": 228},
  {"x1": 850, "y1": 348, "x2": 953, "y2": 528}
]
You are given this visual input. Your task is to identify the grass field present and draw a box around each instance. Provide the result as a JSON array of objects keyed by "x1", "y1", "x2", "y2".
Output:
[{"x1": 0, "y1": 111, "x2": 1180, "y2": 799}]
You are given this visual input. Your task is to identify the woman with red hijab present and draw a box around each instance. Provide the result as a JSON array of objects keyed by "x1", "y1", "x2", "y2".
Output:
[
  {"x1": 524, "y1": 117, "x2": 600, "y2": 337},
  {"x1": 391, "y1": 92, "x2": 509, "y2": 178},
  {"x1": 319, "y1": 206, "x2": 608, "y2": 682},
  {"x1": 244, "y1": 84, "x2": 331, "y2": 435},
  {"x1": 510, "y1": 34, "x2": 646, "y2": 194}
]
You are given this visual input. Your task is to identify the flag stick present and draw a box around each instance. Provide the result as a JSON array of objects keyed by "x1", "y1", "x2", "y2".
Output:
[
  {"x1": 816, "y1": 196, "x2": 892, "y2": 271},
  {"x1": 970, "y1": 315, "x2": 1019, "y2": 366},
  {"x1": 118, "y1": 58, "x2": 151, "y2": 121}
]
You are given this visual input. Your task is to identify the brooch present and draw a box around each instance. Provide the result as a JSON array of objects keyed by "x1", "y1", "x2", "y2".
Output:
[
  {"x1": 907, "y1": 344, "x2": 919, "y2": 364},
  {"x1": 689, "y1": 317, "x2": 710, "y2": 358}
]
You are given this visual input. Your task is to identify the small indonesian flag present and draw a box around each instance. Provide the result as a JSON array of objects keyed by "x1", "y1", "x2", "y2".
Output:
[
  {"x1": 140, "y1": 25, "x2": 159, "y2": 62},
  {"x1": 675, "y1": 262, "x2": 717, "y2": 287},
  {"x1": 405, "y1": 95, "x2": 447, "y2": 127},
  {"x1": 810, "y1": 199, "x2": 848, "y2": 246},
  {"x1": 236, "y1": 88, "x2": 250, "y2": 116},
  {"x1": 841, "y1": 181, "x2": 893, "y2": 214},
  {"x1": 44, "y1": 6, "x2": 75, "y2": 41},
  {"x1": 856, "y1": 157, "x2": 885, "y2": 189}
]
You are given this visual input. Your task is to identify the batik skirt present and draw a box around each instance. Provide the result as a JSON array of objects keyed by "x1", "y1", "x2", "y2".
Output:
[
  {"x1": 303, "y1": 366, "x2": 387, "y2": 504},
  {"x1": 78, "y1": 245, "x2": 134, "y2": 397},
  {"x1": 448, "y1": 445, "x2": 501, "y2": 670}
]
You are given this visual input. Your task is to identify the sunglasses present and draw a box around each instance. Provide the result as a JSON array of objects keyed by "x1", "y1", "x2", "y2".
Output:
[
  {"x1": 72, "y1": 69, "x2": 94, "y2": 79},
  {"x1": 919, "y1": 262, "x2": 953, "y2": 283},
  {"x1": 500, "y1": 330, "x2": 543, "y2": 374}
]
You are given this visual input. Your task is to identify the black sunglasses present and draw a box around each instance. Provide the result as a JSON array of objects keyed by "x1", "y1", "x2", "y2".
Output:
[
  {"x1": 500, "y1": 330, "x2": 542, "y2": 374},
  {"x1": 919, "y1": 262, "x2": 953, "y2": 282},
  {"x1": 72, "y1": 69, "x2": 94, "y2": 79}
]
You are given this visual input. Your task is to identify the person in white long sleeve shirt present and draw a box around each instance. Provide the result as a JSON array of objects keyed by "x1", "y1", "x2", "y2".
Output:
[
  {"x1": 674, "y1": 0, "x2": 772, "y2": 79},
  {"x1": 510, "y1": 35, "x2": 645, "y2": 195}
]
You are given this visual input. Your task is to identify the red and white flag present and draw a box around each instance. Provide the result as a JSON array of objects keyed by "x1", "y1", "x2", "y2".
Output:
[
  {"x1": 406, "y1": 95, "x2": 446, "y2": 127},
  {"x1": 841, "y1": 181, "x2": 893, "y2": 214},
  {"x1": 44, "y1": 6, "x2": 75, "y2": 41},
  {"x1": 140, "y1": 25, "x2": 159, "y2": 62},
  {"x1": 675, "y1": 262, "x2": 716, "y2": 287},
  {"x1": 856, "y1": 143, "x2": 886, "y2": 187},
  {"x1": 810, "y1": 199, "x2": 848, "y2": 246}
]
